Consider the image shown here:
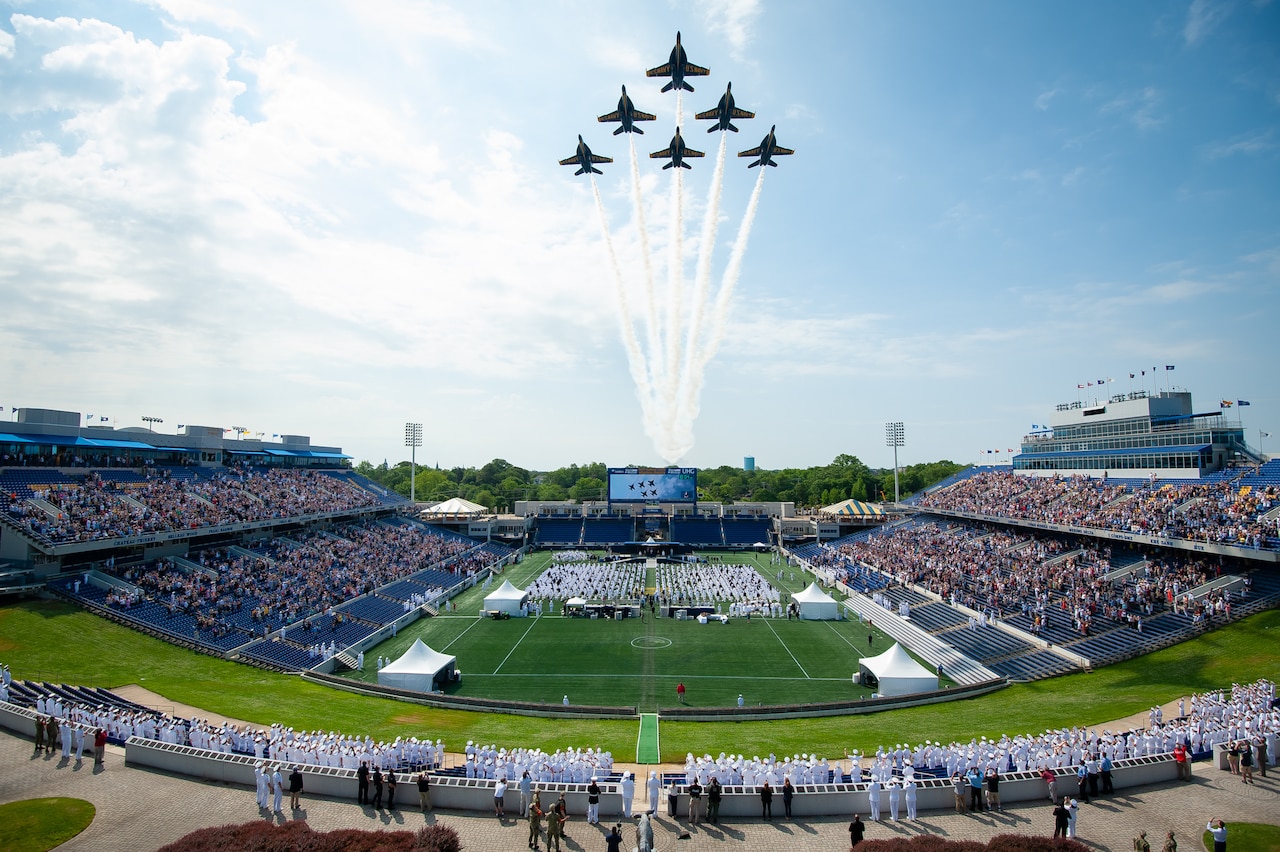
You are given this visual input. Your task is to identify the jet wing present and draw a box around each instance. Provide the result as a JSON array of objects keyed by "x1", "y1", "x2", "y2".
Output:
[
  {"x1": 589, "y1": 154, "x2": 614, "y2": 164},
  {"x1": 737, "y1": 145, "x2": 763, "y2": 159},
  {"x1": 632, "y1": 109, "x2": 657, "y2": 122},
  {"x1": 684, "y1": 148, "x2": 706, "y2": 158},
  {"x1": 771, "y1": 146, "x2": 795, "y2": 157},
  {"x1": 597, "y1": 110, "x2": 623, "y2": 123},
  {"x1": 558, "y1": 155, "x2": 581, "y2": 166},
  {"x1": 731, "y1": 107, "x2": 756, "y2": 119},
  {"x1": 645, "y1": 63, "x2": 673, "y2": 78},
  {"x1": 649, "y1": 147, "x2": 673, "y2": 160},
  {"x1": 684, "y1": 62, "x2": 711, "y2": 77},
  {"x1": 694, "y1": 107, "x2": 720, "y2": 121}
]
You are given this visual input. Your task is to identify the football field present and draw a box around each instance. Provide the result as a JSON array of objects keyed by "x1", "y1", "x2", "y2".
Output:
[{"x1": 346, "y1": 552, "x2": 923, "y2": 711}]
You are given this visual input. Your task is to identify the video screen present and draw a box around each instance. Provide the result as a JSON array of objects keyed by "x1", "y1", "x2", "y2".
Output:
[{"x1": 608, "y1": 467, "x2": 698, "y2": 503}]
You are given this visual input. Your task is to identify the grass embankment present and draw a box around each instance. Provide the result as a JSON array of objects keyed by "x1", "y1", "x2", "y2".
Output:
[
  {"x1": 0, "y1": 797, "x2": 95, "y2": 852},
  {"x1": 1, "y1": 600, "x2": 1276, "y2": 762}
]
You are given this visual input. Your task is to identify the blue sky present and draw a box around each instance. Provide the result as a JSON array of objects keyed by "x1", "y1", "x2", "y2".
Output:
[{"x1": 0, "y1": 1, "x2": 1276, "y2": 472}]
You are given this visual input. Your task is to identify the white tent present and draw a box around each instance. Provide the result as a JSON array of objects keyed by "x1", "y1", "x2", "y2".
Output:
[
  {"x1": 377, "y1": 638, "x2": 456, "y2": 693},
  {"x1": 792, "y1": 582, "x2": 840, "y2": 620},
  {"x1": 422, "y1": 497, "x2": 488, "y2": 515},
  {"x1": 483, "y1": 579, "x2": 529, "y2": 616},
  {"x1": 858, "y1": 642, "x2": 939, "y2": 697}
]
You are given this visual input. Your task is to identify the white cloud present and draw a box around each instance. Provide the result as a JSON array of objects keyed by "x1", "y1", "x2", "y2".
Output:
[
  {"x1": 1034, "y1": 88, "x2": 1058, "y2": 111},
  {"x1": 0, "y1": 26, "x2": 14, "y2": 59},
  {"x1": 1101, "y1": 86, "x2": 1164, "y2": 131},
  {"x1": 694, "y1": 0, "x2": 761, "y2": 60},
  {"x1": 1183, "y1": 0, "x2": 1232, "y2": 46},
  {"x1": 1204, "y1": 129, "x2": 1276, "y2": 159}
]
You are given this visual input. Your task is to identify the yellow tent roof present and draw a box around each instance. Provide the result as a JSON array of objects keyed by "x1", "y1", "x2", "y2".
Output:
[{"x1": 819, "y1": 499, "x2": 886, "y2": 517}]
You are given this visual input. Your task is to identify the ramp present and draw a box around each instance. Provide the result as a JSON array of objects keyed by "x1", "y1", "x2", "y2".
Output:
[{"x1": 635, "y1": 713, "x2": 660, "y2": 764}]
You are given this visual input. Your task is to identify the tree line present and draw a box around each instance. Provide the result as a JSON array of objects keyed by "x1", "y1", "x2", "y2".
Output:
[{"x1": 353, "y1": 455, "x2": 965, "y2": 513}]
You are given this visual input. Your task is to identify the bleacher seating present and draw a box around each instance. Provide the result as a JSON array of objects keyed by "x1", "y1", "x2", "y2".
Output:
[
  {"x1": 581, "y1": 517, "x2": 634, "y2": 545},
  {"x1": 669, "y1": 517, "x2": 723, "y2": 546},
  {"x1": 535, "y1": 517, "x2": 584, "y2": 547},
  {"x1": 722, "y1": 517, "x2": 771, "y2": 546}
]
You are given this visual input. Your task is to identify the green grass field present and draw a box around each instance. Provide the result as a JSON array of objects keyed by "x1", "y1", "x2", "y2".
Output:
[
  {"x1": 2, "y1": 553, "x2": 1278, "y2": 762},
  {"x1": 346, "y1": 552, "x2": 924, "y2": 709}
]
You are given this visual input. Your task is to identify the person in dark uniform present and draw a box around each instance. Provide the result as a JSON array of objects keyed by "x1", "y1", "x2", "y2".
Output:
[
  {"x1": 849, "y1": 813, "x2": 865, "y2": 846},
  {"x1": 782, "y1": 777, "x2": 795, "y2": 819},
  {"x1": 357, "y1": 761, "x2": 369, "y2": 805},
  {"x1": 760, "y1": 779, "x2": 773, "y2": 821},
  {"x1": 371, "y1": 767, "x2": 384, "y2": 809},
  {"x1": 386, "y1": 771, "x2": 398, "y2": 809}
]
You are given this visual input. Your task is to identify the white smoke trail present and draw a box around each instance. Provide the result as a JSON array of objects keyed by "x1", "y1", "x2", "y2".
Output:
[
  {"x1": 628, "y1": 135, "x2": 662, "y2": 394},
  {"x1": 679, "y1": 131, "x2": 728, "y2": 412},
  {"x1": 591, "y1": 175, "x2": 654, "y2": 423},
  {"x1": 678, "y1": 167, "x2": 766, "y2": 430}
]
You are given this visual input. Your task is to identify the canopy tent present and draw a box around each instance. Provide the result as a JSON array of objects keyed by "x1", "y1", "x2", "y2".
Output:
[
  {"x1": 422, "y1": 496, "x2": 489, "y2": 515},
  {"x1": 483, "y1": 579, "x2": 529, "y2": 616},
  {"x1": 792, "y1": 582, "x2": 840, "y2": 620},
  {"x1": 819, "y1": 498, "x2": 886, "y2": 518},
  {"x1": 858, "y1": 642, "x2": 939, "y2": 697},
  {"x1": 377, "y1": 638, "x2": 456, "y2": 693}
]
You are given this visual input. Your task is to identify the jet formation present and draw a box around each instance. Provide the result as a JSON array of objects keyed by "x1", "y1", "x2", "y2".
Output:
[
  {"x1": 650, "y1": 127, "x2": 705, "y2": 170},
  {"x1": 695, "y1": 83, "x2": 755, "y2": 133},
  {"x1": 558, "y1": 135, "x2": 613, "y2": 176},
  {"x1": 561, "y1": 32, "x2": 792, "y2": 175},
  {"x1": 644, "y1": 31, "x2": 711, "y2": 93},
  {"x1": 597, "y1": 85, "x2": 657, "y2": 135},
  {"x1": 738, "y1": 125, "x2": 794, "y2": 168}
]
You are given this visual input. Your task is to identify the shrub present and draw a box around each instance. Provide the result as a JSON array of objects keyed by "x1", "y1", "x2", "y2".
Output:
[
  {"x1": 986, "y1": 835, "x2": 1090, "y2": 852},
  {"x1": 157, "y1": 821, "x2": 426, "y2": 852},
  {"x1": 416, "y1": 823, "x2": 463, "y2": 852}
]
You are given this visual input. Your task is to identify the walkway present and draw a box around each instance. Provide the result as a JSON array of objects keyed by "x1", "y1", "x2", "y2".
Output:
[{"x1": 1, "y1": 729, "x2": 1275, "y2": 851}]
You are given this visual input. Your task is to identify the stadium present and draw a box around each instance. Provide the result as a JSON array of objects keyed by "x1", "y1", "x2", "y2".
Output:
[
  {"x1": 1, "y1": 391, "x2": 1278, "y2": 849},
  {"x1": 3, "y1": 4, "x2": 1279, "y2": 848}
]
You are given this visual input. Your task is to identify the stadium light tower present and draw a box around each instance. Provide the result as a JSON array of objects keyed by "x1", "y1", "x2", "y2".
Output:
[
  {"x1": 141, "y1": 416, "x2": 163, "y2": 433},
  {"x1": 404, "y1": 422, "x2": 423, "y2": 504},
  {"x1": 885, "y1": 421, "x2": 905, "y2": 504}
]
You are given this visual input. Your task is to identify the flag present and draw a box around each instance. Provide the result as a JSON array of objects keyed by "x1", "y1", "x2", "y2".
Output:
[
  {"x1": 1008, "y1": 449, "x2": 1015, "y2": 453},
  {"x1": 1097, "y1": 378, "x2": 1104, "y2": 385},
  {"x1": 1077, "y1": 384, "x2": 1085, "y2": 389},
  {"x1": 1108, "y1": 377, "x2": 1115, "y2": 383},
  {"x1": 1129, "y1": 373, "x2": 1135, "y2": 379},
  {"x1": 99, "y1": 416, "x2": 109, "y2": 422},
  {"x1": 1165, "y1": 365, "x2": 1175, "y2": 370},
  {"x1": 1141, "y1": 370, "x2": 1146, "y2": 376},
  {"x1": 1220, "y1": 400, "x2": 1233, "y2": 408},
  {"x1": 1237, "y1": 400, "x2": 1251, "y2": 406},
  {"x1": 86, "y1": 414, "x2": 93, "y2": 420},
  {"x1": 1263, "y1": 431, "x2": 1272, "y2": 438},
  {"x1": 177, "y1": 424, "x2": 185, "y2": 429}
]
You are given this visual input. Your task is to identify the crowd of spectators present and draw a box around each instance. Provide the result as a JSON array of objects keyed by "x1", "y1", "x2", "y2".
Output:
[
  {"x1": 918, "y1": 470, "x2": 1278, "y2": 549},
  {"x1": 102, "y1": 521, "x2": 476, "y2": 638},
  {"x1": 9, "y1": 467, "x2": 382, "y2": 544},
  {"x1": 816, "y1": 520, "x2": 1245, "y2": 637}
]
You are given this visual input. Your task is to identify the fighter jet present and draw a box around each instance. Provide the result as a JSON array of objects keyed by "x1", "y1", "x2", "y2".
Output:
[
  {"x1": 646, "y1": 31, "x2": 710, "y2": 93},
  {"x1": 559, "y1": 135, "x2": 613, "y2": 176},
  {"x1": 738, "y1": 125, "x2": 794, "y2": 168},
  {"x1": 695, "y1": 83, "x2": 755, "y2": 133},
  {"x1": 597, "y1": 85, "x2": 658, "y2": 135},
  {"x1": 650, "y1": 128, "x2": 705, "y2": 170}
]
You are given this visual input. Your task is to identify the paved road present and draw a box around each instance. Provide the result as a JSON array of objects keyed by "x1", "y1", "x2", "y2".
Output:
[{"x1": 1, "y1": 730, "x2": 1275, "y2": 851}]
